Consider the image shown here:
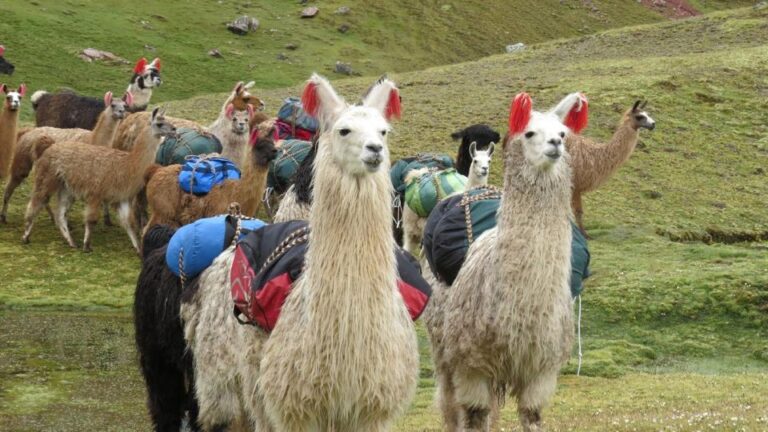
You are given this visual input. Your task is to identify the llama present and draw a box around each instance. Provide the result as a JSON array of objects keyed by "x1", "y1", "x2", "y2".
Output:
[
  {"x1": 452, "y1": 124, "x2": 501, "y2": 176},
  {"x1": 143, "y1": 122, "x2": 277, "y2": 231},
  {"x1": 32, "y1": 57, "x2": 160, "y2": 129},
  {"x1": 425, "y1": 92, "x2": 588, "y2": 432},
  {"x1": 566, "y1": 100, "x2": 655, "y2": 236},
  {"x1": 0, "y1": 46, "x2": 15, "y2": 75},
  {"x1": 1, "y1": 91, "x2": 132, "y2": 223},
  {"x1": 401, "y1": 142, "x2": 494, "y2": 257},
  {"x1": 180, "y1": 74, "x2": 418, "y2": 431},
  {"x1": 208, "y1": 103, "x2": 254, "y2": 162},
  {"x1": 0, "y1": 83, "x2": 26, "y2": 180},
  {"x1": 22, "y1": 108, "x2": 176, "y2": 253}
]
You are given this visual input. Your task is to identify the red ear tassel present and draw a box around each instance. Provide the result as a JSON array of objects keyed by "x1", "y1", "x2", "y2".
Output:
[
  {"x1": 564, "y1": 94, "x2": 589, "y2": 134},
  {"x1": 0, "y1": 46, "x2": 5, "y2": 57},
  {"x1": 301, "y1": 81, "x2": 319, "y2": 118},
  {"x1": 508, "y1": 92, "x2": 532, "y2": 136},
  {"x1": 385, "y1": 88, "x2": 402, "y2": 121},
  {"x1": 134, "y1": 58, "x2": 148, "y2": 74}
]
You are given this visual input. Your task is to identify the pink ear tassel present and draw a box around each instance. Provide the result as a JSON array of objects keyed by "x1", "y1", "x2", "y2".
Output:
[
  {"x1": 18, "y1": 83, "x2": 26, "y2": 97},
  {"x1": 225, "y1": 104, "x2": 235, "y2": 119}
]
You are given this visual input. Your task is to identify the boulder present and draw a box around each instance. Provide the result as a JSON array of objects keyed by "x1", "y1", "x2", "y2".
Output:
[{"x1": 227, "y1": 15, "x2": 260, "y2": 35}]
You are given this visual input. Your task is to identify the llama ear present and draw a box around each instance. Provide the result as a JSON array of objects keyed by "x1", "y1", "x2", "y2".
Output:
[
  {"x1": 632, "y1": 100, "x2": 642, "y2": 112},
  {"x1": 104, "y1": 91, "x2": 113, "y2": 106},
  {"x1": 488, "y1": 142, "x2": 495, "y2": 156},
  {"x1": 551, "y1": 92, "x2": 589, "y2": 134},
  {"x1": 362, "y1": 76, "x2": 402, "y2": 121},
  {"x1": 0, "y1": 46, "x2": 4, "y2": 57},
  {"x1": 150, "y1": 58, "x2": 161, "y2": 71},
  {"x1": 0, "y1": 84, "x2": 6, "y2": 94},
  {"x1": 450, "y1": 129, "x2": 465, "y2": 140},
  {"x1": 247, "y1": 103, "x2": 255, "y2": 119},
  {"x1": 134, "y1": 58, "x2": 148, "y2": 74},
  {"x1": 641, "y1": 100, "x2": 648, "y2": 110},
  {"x1": 151, "y1": 107, "x2": 160, "y2": 120},
  {"x1": 508, "y1": 92, "x2": 532, "y2": 136},
  {"x1": 123, "y1": 91, "x2": 133, "y2": 106},
  {"x1": 243, "y1": 81, "x2": 255, "y2": 89},
  {"x1": 301, "y1": 73, "x2": 345, "y2": 131},
  {"x1": 18, "y1": 83, "x2": 26, "y2": 97},
  {"x1": 225, "y1": 104, "x2": 235, "y2": 119},
  {"x1": 469, "y1": 141, "x2": 477, "y2": 158},
  {"x1": 234, "y1": 81, "x2": 244, "y2": 94}
]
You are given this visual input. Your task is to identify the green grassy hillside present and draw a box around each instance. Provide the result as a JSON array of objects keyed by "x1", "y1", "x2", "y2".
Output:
[
  {"x1": 0, "y1": 0, "x2": 666, "y2": 121},
  {"x1": 1, "y1": 5, "x2": 766, "y2": 431}
]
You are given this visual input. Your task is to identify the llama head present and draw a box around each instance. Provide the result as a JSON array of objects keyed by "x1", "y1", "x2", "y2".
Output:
[
  {"x1": 301, "y1": 73, "x2": 401, "y2": 176},
  {"x1": 251, "y1": 124, "x2": 279, "y2": 167},
  {"x1": 225, "y1": 103, "x2": 250, "y2": 135},
  {"x1": 231, "y1": 81, "x2": 266, "y2": 112},
  {"x1": 150, "y1": 107, "x2": 176, "y2": 138},
  {"x1": 507, "y1": 92, "x2": 588, "y2": 171},
  {"x1": 131, "y1": 57, "x2": 162, "y2": 89},
  {"x1": 2, "y1": 83, "x2": 25, "y2": 111},
  {"x1": 0, "y1": 46, "x2": 15, "y2": 76},
  {"x1": 469, "y1": 141, "x2": 494, "y2": 179},
  {"x1": 629, "y1": 100, "x2": 655, "y2": 130},
  {"x1": 103, "y1": 91, "x2": 131, "y2": 120}
]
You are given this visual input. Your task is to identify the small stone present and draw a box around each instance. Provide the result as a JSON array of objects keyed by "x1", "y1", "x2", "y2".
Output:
[
  {"x1": 78, "y1": 48, "x2": 129, "y2": 64},
  {"x1": 301, "y1": 6, "x2": 319, "y2": 18},
  {"x1": 338, "y1": 23, "x2": 351, "y2": 33},
  {"x1": 227, "y1": 15, "x2": 259, "y2": 35},
  {"x1": 208, "y1": 48, "x2": 223, "y2": 58},
  {"x1": 335, "y1": 6, "x2": 350, "y2": 15},
  {"x1": 643, "y1": 190, "x2": 663, "y2": 200},
  {"x1": 144, "y1": 44, "x2": 156, "y2": 52},
  {"x1": 505, "y1": 42, "x2": 526, "y2": 53},
  {"x1": 285, "y1": 43, "x2": 298, "y2": 50},
  {"x1": 754, "y1": 167, "x2": 765, "y2": 175},
  {"x1": 276, "y1": 52, "x2": 288, "y2": 60},
  {"x1": 334, "y1": 61, "x2": 353, "y2": 75}
]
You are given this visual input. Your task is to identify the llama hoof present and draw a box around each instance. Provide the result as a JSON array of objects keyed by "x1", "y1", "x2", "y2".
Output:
[
  {"x1": 82, "y1": 244, "x2": 92, "y2": 253},
  {"x1": 103, "y1": 218, "x2": 113, "y2": 227},
  {"x1": 21, "y1": 236, "x2": 29, "y2": 244},
  {"x1": 0, "y1": 215, "x2": 6, "y2": 224}
]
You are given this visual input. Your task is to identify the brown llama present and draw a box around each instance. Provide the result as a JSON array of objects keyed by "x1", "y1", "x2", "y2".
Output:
[
  {"x1": 1, "y1": 91, "x2": 132, "y2": 223},
  {"x1": 425, "y1": 92, "x2": 588, "y2": 432},
  {"x1": 566, "y1": 100, "x2": 655, "y2": 236},
  {"x1": 181, "y1": 74, "x2": 417, "y2": 431},
  {"x1": 143, "y1": 121, "x2": 277, "y2": 232},
  {"x1": 0, "y1": 83, "x2": 25, "y2": 180},
  {"x1": 22, "y1": 108, "x2": 176, "y2": 253}
]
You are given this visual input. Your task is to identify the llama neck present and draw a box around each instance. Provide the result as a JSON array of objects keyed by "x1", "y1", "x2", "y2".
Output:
[
  {"x1": 304, "y1": 135, "x2": 397, "y2": 306},
  {"x1": 126, "y1": 82, "x2": 152, "y2": 110},
  {"x1": 589, "y1": 117, "x2": 640, "y2": 180},
  {"x1": 209, "y1": 118, "x2": 244, "y2": 162},
  {"x1": 89, "y1": 111, "x2": 121, "y2": 146},
  {"x1": 0, "y1": 107, "x2": 20, "y2": 177},
  {"x1": 129, "y1": 128, "x2": 162, "y2": 176},
  {"x1": 494, "y1": 140, "x2": 572, "y2": 305},
  {"x1": 234, "y1": 147, "x2": 268, "y2": 214}
]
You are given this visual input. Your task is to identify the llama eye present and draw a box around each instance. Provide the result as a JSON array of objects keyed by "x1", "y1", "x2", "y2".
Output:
[
  {"x1": 339, "y1": 128, "x2": 351, "y2": 136},
  {"x1": 635, "y1": 115, "x2": 644, "y2": 121},
  {"x1": 559, "y1": 132, "x2": 565, "y2": 138},
  {"x1": 380, "y1": 130, "x2": 387, "y2": 137},
  {"x1": 525, "y1": 131, "x2": 535, "y2": 139}
]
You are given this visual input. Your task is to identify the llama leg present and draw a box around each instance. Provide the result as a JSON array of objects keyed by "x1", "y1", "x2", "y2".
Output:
[
  {"x1": 55, "y1": 189, "x2": 77, "y2": 248},
  {"x1": 436, "y1": 366, "x2": 461, "y2": 432},
  {"x1": 102, "y1": 202, "x2": 113, "y2": 226},
  {"x1": 453, "y1": 372, "x2": 492, "y2": 432},
  {"x1": 140, "y1": 356, "x2": 187, "y2": 432},
  {"x1": 82, "y1": 200, "x2": 101, "y2": 253},
  {"x1": 21, "y1": 199, "x2": 45, "y2": 244},
  {"x1": 117, "y1": 200, "x2": 141, "y2": 254},
  {"x1": 572, "y1": 192, "x2": 588, "y2": 238},
  {"x1": 516, "y1": 371, "x2": 558, "y2": 432},
  {"x1": 1, "y1": 175, "x2": 23, "y2": 223}
]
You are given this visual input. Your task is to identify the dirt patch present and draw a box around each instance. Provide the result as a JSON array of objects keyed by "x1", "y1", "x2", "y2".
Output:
[{"x1": 639, "y1": 0, "x2": 701, "y2": 19}]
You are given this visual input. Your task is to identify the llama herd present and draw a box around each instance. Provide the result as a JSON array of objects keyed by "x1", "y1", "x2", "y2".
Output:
[{"x1": 0, "y1": 49, "x2": 656, "y2": 431}]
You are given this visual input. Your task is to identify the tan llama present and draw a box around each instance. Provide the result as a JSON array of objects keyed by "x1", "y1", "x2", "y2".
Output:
[
  {"x1": 566, "y1": 100, "x2": 655, "y2": 236},
  {"x1": 22, "y1": 108, "x2": 176, "y2": 253},
  {"x1": 0, "y1": 83, "x2": 26, "y2": 180},
  {"x1": 181, "y1": 74, "x2": 418, "y2": 431},
  {"x1": 425, "y1": 92, "x2": 589, "y2": 432}
]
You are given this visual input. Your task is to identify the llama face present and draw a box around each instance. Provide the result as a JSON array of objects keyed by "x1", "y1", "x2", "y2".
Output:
[
  {"x1": 231, "y1": 110, "x2": 250, "y2": 135},
  {"x1": 631, "y1": 101, "x2": 655, "y2": 130},
  {"x1": 331, "y1": 106, "x2": 391, "y2": 176},
  {"x1": 469, "y1": 141, "x2": 494, "y2": 178},
  {"x1": 519, "y1": 112, "x2": 569, "y2": 171},
  {"x1": 150, "y1": 108, "x2": 176, "y2": 138},
  {"x1": 2, "y1": 84, "x2": 24, "y2": 111}
]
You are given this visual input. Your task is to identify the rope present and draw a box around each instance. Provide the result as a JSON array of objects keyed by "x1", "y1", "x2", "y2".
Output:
[
  {"x1": 392, "y1": 193, "x2": 402, "y2": 228},
  {"x1": 576, "y1": 294, "x2": 583, "y2": 376},
  {"x1": 262, "y1": 186, "x2": 275, "y2": 218}
]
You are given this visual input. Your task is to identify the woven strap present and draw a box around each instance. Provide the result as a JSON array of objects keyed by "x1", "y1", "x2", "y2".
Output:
[
  {"x1": 257, "y1": 226, "x2": 309, "y2": 276},
  {"x1": 460, "y1": 186, "x2": 502, "y2": 245}
]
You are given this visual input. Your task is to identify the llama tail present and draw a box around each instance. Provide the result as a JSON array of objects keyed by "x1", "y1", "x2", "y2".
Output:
[
  {"x1": 142, "y1": 225, "x2": 176, "y2": 260},
  {"x1": 30, "y1": 90, "x2": 49, "y2": 110}
]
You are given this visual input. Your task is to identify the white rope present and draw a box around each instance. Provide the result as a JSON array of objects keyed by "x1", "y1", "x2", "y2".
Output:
[
  {"x1": 392, "y1": 194, "x2": 402, "y2": 228},
  {"x1": 576, "y1": 294, "x2": 583, "y2": 376}
]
